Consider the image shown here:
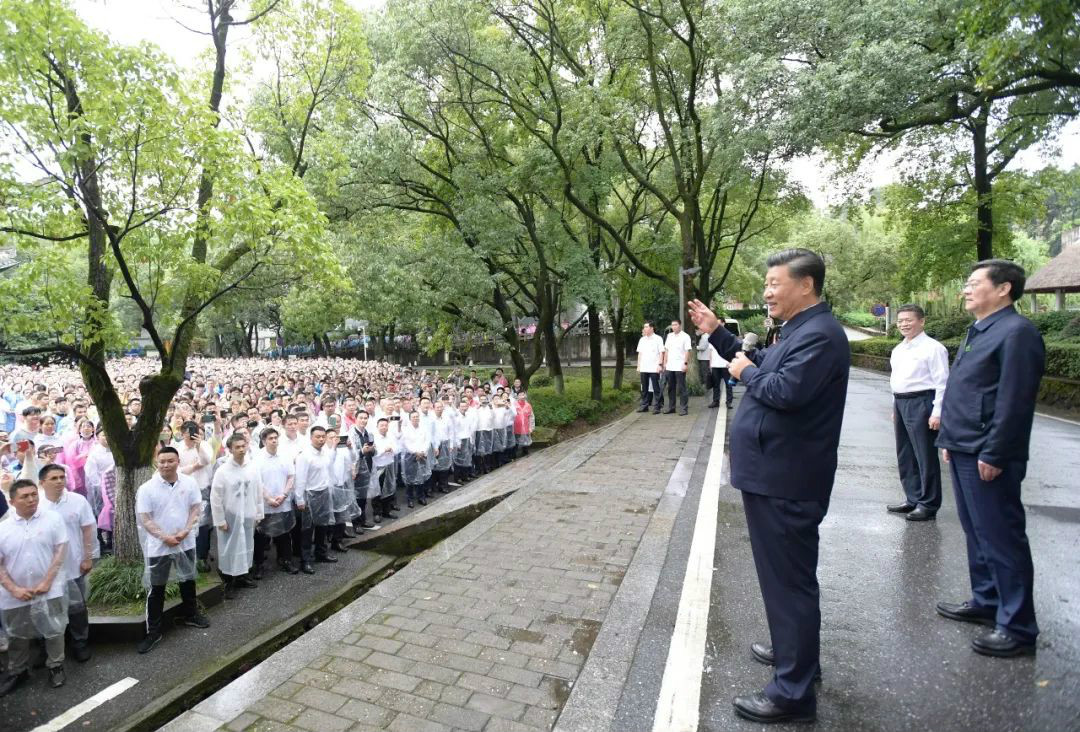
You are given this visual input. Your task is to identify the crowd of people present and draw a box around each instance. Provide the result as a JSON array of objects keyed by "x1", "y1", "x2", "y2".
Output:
[{"x1": 0, "y1": 358, "x2": 535, "y2": 692}]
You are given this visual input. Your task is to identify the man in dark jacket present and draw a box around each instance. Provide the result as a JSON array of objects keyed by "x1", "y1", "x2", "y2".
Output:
[
  {"x1": 935, "y1": 260, "x2": 1045, "y2": 658},
  {"x1": 689, "y1": 248, "x2": 849, "y2": 724}
]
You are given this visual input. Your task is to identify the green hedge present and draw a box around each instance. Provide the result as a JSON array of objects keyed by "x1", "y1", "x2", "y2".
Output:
[
  {"x1": 530, "y1": 380, "x2": 638, "y2": 428},
  {"x1": 850, "y1": 337, "x2": 1080, "y2": 380},
  {"x1": 837, "y1": 311, "x2": 881, "y2": 328}
]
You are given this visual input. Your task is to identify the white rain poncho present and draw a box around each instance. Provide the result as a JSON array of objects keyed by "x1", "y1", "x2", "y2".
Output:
[
  {"x1": 136, "y1": 473, "x2": 202, "y2": 588},
  {"x1": 43, "y1": 490, "x2": 96, "y2": 613},
  {"x1": 453, "y1": 409, "x2": 476, "y2": 467},
  {"x1": 350, "y1": 426, "x2": 373, "y2": 501},
  {"x1": 433, "y1": 415, "x2": 454, "y2": 472},
  {"x1": 329, "y1": 444, "x2": 361, "y2": 523},
  {"x1": 492, "y1": 407, "x2": 507, "y2": 452},
  {"x1": 401, "y1": 424, "x2": 430, "y2": 486},
  {"x1": 211, "y1": 456, "x2": 264, "y2": 577},
  {"x1": 0, "y1": 509, "x2": 69, "y2": 639},
  {"x1": 255, "y1": 450, "x2": 295, "y2": 538},
  {"x1": 370, "y1": 430, "x2": 397, "y2": 500},
  {"x1": 178, "y1": 441, "x2": 214, "y2": 527},
  {"x1": 296, "y1": 445, "x2": 335, "y2": 528}
]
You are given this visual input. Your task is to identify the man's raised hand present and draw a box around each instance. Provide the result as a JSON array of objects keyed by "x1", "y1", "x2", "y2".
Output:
[{"x1": 687, "y1": 299, "x2": 720, "y2": 334}]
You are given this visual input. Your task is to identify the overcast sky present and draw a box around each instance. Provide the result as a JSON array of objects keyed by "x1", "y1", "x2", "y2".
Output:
[{"x1": 74, "y1": 0, "x2": 1080, "y2": 208}]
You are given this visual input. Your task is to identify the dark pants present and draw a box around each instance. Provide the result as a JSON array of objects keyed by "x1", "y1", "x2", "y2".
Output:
[
  {"x1": 300, "y1": 525, "x2": 329, "y2": 563},
  {"x1": 146, "y1": 551, "x2": 197, "y2": 637},
  {"x1": 290, "y1": 509, "x2": 304, "y2": 558},
  {"x1": 742, "y1": 491, "x2": 829, "y2": 712},
  {"x1": 434, "y1": 470, "x2": 451, "y2": 491},
  {"x1": 711, "y1": 367, "x2": 733, "y2": 405},
  {"x1": 640, "y1": 372, "x2": 661, "y2": 408},
  {"x1": 665, "y1": 370, "x2": 688, "y2": 412},
  {"x1": 893, "y1": 394, "x2": 942, "y2": 510},
  {"x1": 949, "y1": 451, "x2": 1038, "y2": 643},
  {"x1": 254, "y1": 531, "x2": 293, "y2": 567},
  {"x1": 67, "y1": 575, "x2": 89, "y2": 648},
  {"x1": 698, "y1": 359, "x2": 711, "y2": 387},
  {"x1": 195, "y1": 524, "x2": 212, "y2": 562}
]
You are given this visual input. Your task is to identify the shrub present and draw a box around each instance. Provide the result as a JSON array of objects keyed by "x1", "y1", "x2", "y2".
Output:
[
  {"x1": 838, "y1": 311, "x2": 881, "y2": 329},
  {"x1": 923, "y1": 313, "x2": 973, "y2": 340},
  {"x1": 850, "y1": 337, "x2": 1080, "y2": 381},
  {"x1": 530, "y1": 380, "x2": 637, "y2": 428},
  {"x1": 88, "y1": 556, "x2": 179, "y2": 605},
  {"x1": 529, "y1": 372, "x2": 553, "y2": 388},
  {"x1": 1030, "y1": 311, "x2": 1074, "y2": 337},
  {"x1": 1056, "y1": 315, "x2": 1080, "y2": 342}
]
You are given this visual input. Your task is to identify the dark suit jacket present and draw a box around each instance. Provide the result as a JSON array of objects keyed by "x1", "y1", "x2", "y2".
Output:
[
  {"x1": 936, "y1": 305, "x2": 1045, "y2": 465},
  {"x1": 709, "y1": 302, "x2": 850, "y2": 501}
]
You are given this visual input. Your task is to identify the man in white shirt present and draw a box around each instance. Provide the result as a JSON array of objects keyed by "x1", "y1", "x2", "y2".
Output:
[
  {"x1": 707, "y1": 324, "x2": 735, "y2": 409},
  {"x1": 888, "y1": 304, "x2": 950, "y2": 521},
  {"x1": 0, "y1": 479, "x2": 69, "y2": 694},
  {"x1": 371, "y1": 417, "x2": 399, "y2": 521},
  {"x1": 39, "y1": 464, "x2": 96, "y2": 662},
  {"x1": 294, "y1": 426, "x2": 335, "y2": 574},
  {"x1": 135, "y1": 447, "x2": 210, "y2": 654},
  {"x1": 662, "y1": 319, "x2": 693, "y2": 416},
  {"x1": 253, "y1": 428, "x2": 298, "y2": 575},
  {"x1": 636, "y1": 321, "x2": 665, "y2": 414},
  {"x1": 176, "y1": 422, "x2": 214, "y2": 573}
]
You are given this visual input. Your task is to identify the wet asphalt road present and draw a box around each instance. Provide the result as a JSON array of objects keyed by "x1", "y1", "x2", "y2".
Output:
[{"x1": 699, "y1": 368, "x2": 1080, "y2": 731}]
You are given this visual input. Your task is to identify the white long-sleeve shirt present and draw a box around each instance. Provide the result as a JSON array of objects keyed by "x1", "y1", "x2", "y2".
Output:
[
  {"x1": 889, "y1": 331, "x2": 950, "y2": 417},
  {"x1": 294, "y1": 445, "x2": 332, "y2": 504}
]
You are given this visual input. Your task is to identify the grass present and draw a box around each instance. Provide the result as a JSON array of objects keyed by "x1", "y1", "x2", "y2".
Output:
[{"x1": 87, "y1": 556, "x2": 217, "y2": 616}]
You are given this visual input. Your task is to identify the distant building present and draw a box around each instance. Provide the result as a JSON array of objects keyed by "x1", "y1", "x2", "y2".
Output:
[{"x1": 1026, "y1": 225, "x2": 1080, "y2": 311}]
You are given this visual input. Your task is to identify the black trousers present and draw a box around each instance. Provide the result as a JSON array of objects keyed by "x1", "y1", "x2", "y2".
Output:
[
  {"x1": 254, "y1": 531, "x2": 293, "y2": 567},
  {"x1": 893, "y1": 394, "x2": 942, "y2": 510},
  {"x1": 711, "y1": 367, "x2": 733, "y2": 405},
  {"x1": 146, "y1": 550, "x2": 197, "y2": 637},
  {"x1": 300, "y1": 525, "x2": 329, "y2": 563},
  {"x1": 195, "y1": 524, "x2": 212, "y2": 561},
  {"x1": 639, "y1": 372, "x2": 661, "y2": 408},
  {"x1": 665, "y1": 370, "x2": 688, "y2": 412},
  {"x1": 950, "y1": 452, "x2": 1038, "y2": 642},
  {"x1": 742, "y1": 491, "x2": 829, "y2": 712}
]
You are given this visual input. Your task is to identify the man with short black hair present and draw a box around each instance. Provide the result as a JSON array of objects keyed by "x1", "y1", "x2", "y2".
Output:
[
  {"x1": 935, "y1": 259, "x2": 1045, "y2": 658},
  {"x1": 0, "y1": 479, "x2": 69, "y2": 694},
  {"x1": 661, "y1": 319, "x2": 692, "y2": 415},
  {"x1": 136, "y1": 446, "x2": 210, "y2": 654},
  {"x1": 690, "y1": 247, "x2": 849, "y2": 724},
  {"x1": 887, "y1": 304, "x2": 949, "y2": 521},
  {"x1": 636, "y1": 321, "x2": 664, "y2": 413},
  {"x1": 294, "y1": 425, "x2": 335, "y2": 573}
]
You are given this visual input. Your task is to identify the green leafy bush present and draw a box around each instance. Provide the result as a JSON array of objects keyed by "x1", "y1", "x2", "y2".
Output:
[
  {"x1": 850, "y1": 337, "x2": 1080, "y2": 381},
  {"x1": 837, "y1": 311, "x2": 881, "y2": 328},
  {"x1": 529, "y1": 372, "x2": 553, "y2": 388},
  {"x1": 924, "y1": 314, "x2": 973, "y2": 340},
  {"x1": 530, "y1": 380, "x2": 637, "y2": 428},
  {"x1": 88, "y1": 556, "x2": 178, "y2": 605},
  {"x1": 1030, "y1": 311, "x2": 1074, "y2": 337},
  {"x1": 1055, "y1": 315, "x2": 1080, "y2": 342}
]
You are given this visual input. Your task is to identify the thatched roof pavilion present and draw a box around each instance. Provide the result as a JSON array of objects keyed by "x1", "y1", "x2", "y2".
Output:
[{"x1": 1027, "y1": 226, "x2": 1080, "y2": 311}]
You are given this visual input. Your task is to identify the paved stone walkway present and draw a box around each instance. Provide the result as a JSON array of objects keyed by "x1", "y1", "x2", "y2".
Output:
[{"x1": 166, "y1": 404, "x2": 703, "y2": 732}]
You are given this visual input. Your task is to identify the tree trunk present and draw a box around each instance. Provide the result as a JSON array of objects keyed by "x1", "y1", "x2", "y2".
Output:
[
  {"x1": 611, "y1": 304, "x2": 626, "y2": 390},
  {"x1": 542, "y1": 316, "x2": 565, "y2": 394},
  {"x1": 112, "y1": 464, "x2": 155, "y2": 564},
  {"x1": 586, "y1": 303, "x2": 603, "y2": 401},
  {"x1": 313, "y1": 334, "x2": 326, "y2": 357},
  {"x1": 972, "y1": 109, "x2": 994, "y2": 262}
]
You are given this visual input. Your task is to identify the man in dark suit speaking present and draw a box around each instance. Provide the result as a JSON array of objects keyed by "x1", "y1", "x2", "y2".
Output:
[{"x1": 688, "y1": 248, "x2": 849, "y2": 724}]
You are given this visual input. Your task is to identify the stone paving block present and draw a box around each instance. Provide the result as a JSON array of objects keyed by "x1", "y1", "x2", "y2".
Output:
[
  {"x1": 337, "y1": 698, "x2": 397, "y2": 728},
  {"x1": 435, "y1": 637, "x2": 485, "y2": 658},
  {"x1": 386, "y1": 713, "x2": 451, "y2": 732},
  {"x1": 525, "y1": 657, "x2": 579, "y2": 680},
  {"x1": 430, "y1": 702, "x2": 491, "y2": 731},
  {"x1": 521, "y1": 706, "x2": 559, "y2": 729},
  {"x1": 488, "y1": 663, "x2": 544, "y2": 688},
  {"x1": 413, "y1": 679, "x2": 446, "y2": 701},
  {"x1": 290, "y1": 685, "x2": 349, "y2": 714},
  {"x1": 291, "y1": 668, "x2": 341, "y2": 690},
  {"x1": 464, "y1": 630, "x2": 514, "y2": 651},
  {"x1": 455, "y1": 671, "x2": 512, "y2": 698},
  {"x1": 324, "y1": 657, "x2": 373, "y2": 679},
  {"x1": 382, "y1": 615, "x2": 428, "y2": 632},
  {"x1": 290, "y1": 707, "x2": 353, "y2": 732},
  {"x1": 426, "y1": 622, "x2": 473, "y2": 641},
  {"x1": 479, "y1": 647, "x2": 531, "y2": 670},
  {"x1": 367, "y1": 669, "x2": 423, "y2": 693},
  {"x1": 327, "y1": 644, "x2": 374, "y2": 664},
  {"x1": 505, "y1": 683, "x2": 559, "y2": 710},
  {"x1": 365, "y1": 650, "x2": 416, "y2": 674},
  {"x1": 395, "y1": 629, "x2": 439, "y2": 648},
  {"x1": 436, "y1": 651, "x2": 496, "y2": 675},
  {"x1": 465, "y1": 692, "x2": 527, "y2": 721},
  {"x1": 328, "y1": 677, "x2": 383, "y2": 703},
  {"x1": 377, "y1": 689, "x2": 437, "y2": 717},
  {"x1": 270, "y1": 681, "x2": 302, "y2": 700},
  {"x1": 483, "y1": 717, "x2": 544, "y2": 732},
  {"x1": 247, "y1": 697, "x2": 304, "y2": 724},
  {"x1": 226, "y1": 711, "x2": 258, "y2": 731},
  {"x1": 439, "y1": 684, "x2": 473, "y2": 706},
  {"x1": 354, "y1": 635, "x2": 404, "y2": 654},
  {"x1": 357, "y1": 622, "x2": 400, "y2": 639},
  {"x1": 409, "y1": 660, "x2": 463, "y2": 685}
]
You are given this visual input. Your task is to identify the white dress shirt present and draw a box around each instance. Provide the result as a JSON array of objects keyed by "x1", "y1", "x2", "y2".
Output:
[
  {"x1": 890, "y1": 331, "x2": 950, "y2": 417},
  {"x1": 664, "y1": 331, "x2": 693, "y2": 371}
]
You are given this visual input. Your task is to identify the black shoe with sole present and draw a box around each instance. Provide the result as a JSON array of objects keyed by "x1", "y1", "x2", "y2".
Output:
[
  {"x1": 48, "y1": 666, "x2": 65, "y2": 688},
  {"x1": 71, "y1": 644, "x2": 92, "y2": 663},
  {"x1": 138, "y1": 633, "x2": 163, "y2": 654},
  {"x1": 637, "y1": 406, "x2": 650, "y2": 413},
  {"x1": 331, "y1": 543, "x2": 349, "y2": 554},
  {"x1": 418, "y1": 498, "x2": 428, "y2": 505},
  {"x1": 0, "y1": 670, "x2": 30, "y2": 697},
  {"x1": 708, "y1": 402, "x2": 720, "y2": 409},
  {"x1": 972, "y1": 629, "x2": 1036, "y2": 658},
  {"x1": 235, "y1": 576, "x2": 258, "y2": 588},
  {"x1": 663, "y1": 408, "x2": 676, "y2": 414},
  {"x1": 182, "y1": 612, "x2": 211, "y2": 629},
  {"x1": 936, "y1": 600, "x2": 996, "y2": 626},
  {"x1": 906, "y1": 507, "x2": 937, "y2": 522},
  {"x1": 315, "y1": 554, "x2": 338, "y2": 563},
  {"x1": 279, "y1": 560, "x2": 300, "y2": 575},
  {"x1": 732, "y1": 692, "x2": 815, "y2": 724},
  {"x1": 887, "y1": 502, "x2": 916, "y2": 513},
  {"x1": 301, "y1": 563, "x2": 315, "y2": 574}
]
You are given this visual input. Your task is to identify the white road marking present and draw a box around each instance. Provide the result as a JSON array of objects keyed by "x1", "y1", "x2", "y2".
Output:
[
  {"x1": 652, "y1": 406, "x2": 728, "y2": 732},
  {"x1": 31, "y1": 677, "x2": 139, "y2": 732},
  {"x1": 1035, "y1": 410, "x2": 1080, "y2": 427}
]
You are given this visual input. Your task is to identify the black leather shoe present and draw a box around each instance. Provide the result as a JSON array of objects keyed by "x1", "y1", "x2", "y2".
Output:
[
  {"x1": 972, "y1": 629, "x2": 1036, "y2": 658},
  {"x1": 937, "y1": 600, "x2": 996, "y2": 626},
  {"x1": 301, "y1": 563, "x2": 315, "y2": 574},
  {"x1": 235, "y1": 576, "x2": 258, "y2": 588},
  {"x1": 279, "y1": 560, "x2": 299, "y2": 575},
  {"x1": 708, "y1": 402, "x2": 720, "y2": 409},
  {"x1": 418, "y1": 498, "x2": 428, "y2": 505},
  {"x1": 0, "y1": 670, "x2": 30, "y2": 697},
  {"x1": 663, "y1": 408, "x2": 676, "y2": 414},
  {"x1": 637, "y1": 406, "x2": 650, "y2": 413},
  {"x1": 315, "y1": 554, "x2": 338, "y2": 563},
  {"x1": 652, "y1": 409, "x2": 661, "y2": 414},
  {"x1": 71, "y1": 643, "x2": 92, "y2": 663},
  {"x1": 733, "y1": 692, "x2": 815, "y2": 724},
  {"x1": 906, "y1": 507, "x2": 937, "y2": 521},
  {"x1": 750, "y1": 643, "x2": 822, "y2": 681},
  {"x1": 887, "y1": 502, "x2": 916, "y2": 513},
  {"x1": 407, "y1": 500, "x2": 414, "y2": 508},
  {"x1": 137, "y1": 633, "x2": 163, "y2": 654}
]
